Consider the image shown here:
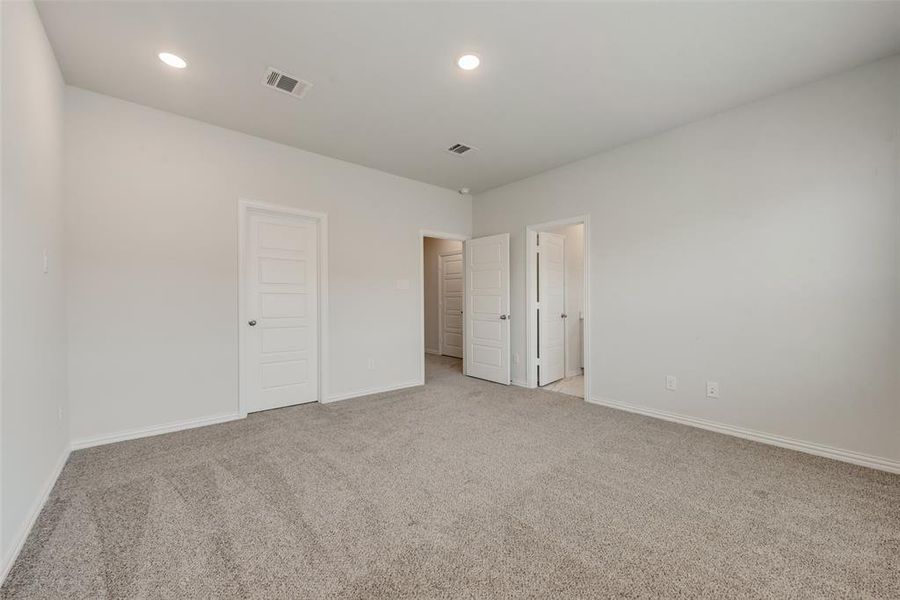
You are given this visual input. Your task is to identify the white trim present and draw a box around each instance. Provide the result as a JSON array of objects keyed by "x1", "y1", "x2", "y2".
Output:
[
  {"x1": 588, "y1": 396, "x2": 900, "y2": 474},
  {"x1": 424, "y1": 348, "x2": 441, "y2": 355},
  {"x1": 326, "y1": 380, "x2": 421, "y2": 403},
  {"x1": 512, "y1": 378, "x2": 529, "y2": 388},
  {"x1": 0, "y1": 448, "x2": 70, "y2": 586},
  {"x1": 418, "y1": 230, "x2": 469, "y2": 385},
  {"x1": 70, "y1": 412, "x2": 243, "y2": 450},
  {"x1": 525, "y1": 215, "x2": 591, "y2": 400},
  {"x1": 238, "y1": 199, "x2": 329, "y2": 416}
]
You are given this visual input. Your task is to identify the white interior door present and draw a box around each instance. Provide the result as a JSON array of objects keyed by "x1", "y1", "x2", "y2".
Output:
[
  {"x1": 465, "y1": 233, "x2": 510, "y2": 384},
  {"x1": 538, "y1": 232, "x2": 565, "y2": 385},
  {"x1": 440, "y1": 251, "x2": 464, "y2": 358},
  {"x1": 244, "y1": 211, "x2": 318, "y2": 413}
]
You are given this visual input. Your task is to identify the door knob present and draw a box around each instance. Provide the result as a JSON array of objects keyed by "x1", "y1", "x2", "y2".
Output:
[
  {"x1": 500, "y1": 314, "x2": 507, "y2": 320},
  {"x1": 561, "y1": 313, "x2": 568, "y2": 319},
  {"x1": 248, "y1": 320, "x2": 257, "y2": 327}
]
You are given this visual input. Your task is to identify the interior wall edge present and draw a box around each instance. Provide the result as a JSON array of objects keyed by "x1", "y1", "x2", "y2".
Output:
[
  {"x1": 0, "y1": 447, "x2": 70, "y2": 588},
  {"x1": 324, "y1": 380, "x2": 422, "y2": 404},
  {"x1": 588, "y1": 396, "x2": 900, "y2": 475},
  {"x1": 69, "y1": 412, "x2": 244, "y2": 451}
]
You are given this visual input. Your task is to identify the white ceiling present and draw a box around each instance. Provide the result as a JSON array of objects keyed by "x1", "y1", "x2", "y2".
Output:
[{"x1": 36, "y1": 1, "x2": 900, "y2": 193}]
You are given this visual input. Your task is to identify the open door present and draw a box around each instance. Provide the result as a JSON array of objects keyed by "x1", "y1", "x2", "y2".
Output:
[
  {"x1": 464, "y1": 233, "x2": 511, "y2": 384},
  {"x1": 538, "y1": 232, "x2": 565, "y2": 385}
]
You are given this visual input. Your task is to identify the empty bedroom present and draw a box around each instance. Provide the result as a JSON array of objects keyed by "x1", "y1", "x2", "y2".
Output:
[{"x1": 2, "y1": 1, "x2": 899, "y2": 598}]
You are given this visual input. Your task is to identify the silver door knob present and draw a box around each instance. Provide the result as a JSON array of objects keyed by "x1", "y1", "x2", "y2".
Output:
[
  {"x1": 500, "y1": 315, "x2": 507, "y2": 320},
  {"x1": 248, "y1": 320, "x2": 257, "y2": 327}
]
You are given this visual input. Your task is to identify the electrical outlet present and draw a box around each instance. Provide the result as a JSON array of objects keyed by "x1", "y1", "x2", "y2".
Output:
[
  {"x1": 367, "y1": 358, "x2": 375, "y2": 370},
  {"x1": 42, "y1": 249, "x2": 49, "y2": 274},
  {"x1": 706, "y1": 381, "x2": 720, "y2": 399},
  {"x1": 666, "y1": 375, "x2": 677, "y2": 391},
  {"x1": 514, "y1": 352, "x2": 520, "y2": 364},
  {"x1": 58, "y1": 407, "x2": 63, "y2": 421}
]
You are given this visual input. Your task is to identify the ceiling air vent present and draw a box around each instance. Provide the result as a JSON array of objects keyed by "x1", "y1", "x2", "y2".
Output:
[
  {"x1": 262, "y1": 67, "x2": 312, "y2": 99},
  {"x1": 446, "y1": 143, "x2": 477, "y2": 156}
]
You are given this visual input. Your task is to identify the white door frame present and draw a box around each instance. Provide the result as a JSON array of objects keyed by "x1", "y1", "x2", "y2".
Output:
[
  {"x1": 418, "y1": 230, "x2": 469, "y2": 384},
  {"x1": 438, "y1": 249, "x2": 463, "y2": 358},
  {"x1": 238, "y1": 199, "x2": 329, "y2": 415},
  {"x1": 525, "y1": 215, "x2": 591, "y2": 400}
]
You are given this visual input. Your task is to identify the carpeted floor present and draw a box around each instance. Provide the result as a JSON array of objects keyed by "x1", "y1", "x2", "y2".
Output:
[
  {"x1": 541, "y1": 373, "x2": 584, "y2": 398},
  {"x1": 2, "y1": 355, "x2": 898, "y2": 599}
]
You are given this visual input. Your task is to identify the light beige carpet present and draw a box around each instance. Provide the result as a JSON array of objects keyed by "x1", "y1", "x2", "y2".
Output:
[
  {"x1": 2, "y1": 355, "x2": 898, "y2": 599},
  {"x1": 541, "y1": 373, "x2": 584, "y2": 398}
]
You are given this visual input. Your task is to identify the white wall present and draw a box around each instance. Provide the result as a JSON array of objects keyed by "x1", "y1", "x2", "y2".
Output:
[
  {"x1": 65, "y1": 87, "x2": 471, "y2": 444},
  {"x1": 546, "y1": 223, "x2": 584, "y2": 376},
  {"x1": 1, "y1": 0, "x2": 69, "y2": 570},
  {"x1": 475, "y1": 56, "x2": 900, "y2": 464},
  {"x1": 423, "y1": 237, "x2": 463, "y2": 354}
]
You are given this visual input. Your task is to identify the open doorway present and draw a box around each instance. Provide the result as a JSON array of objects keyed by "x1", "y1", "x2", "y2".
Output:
[
  {"x1": 418, "y1": 229, "x2": 512, "y2": 387},
  {"x1": 526, "y1": 217, "x2": 589, "y2": 399},
  {"x1": 420, "y1": 232, "x2": 466, "y2": 381}
]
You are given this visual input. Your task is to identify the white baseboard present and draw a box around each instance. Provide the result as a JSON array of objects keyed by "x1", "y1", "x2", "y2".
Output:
[
  {"x1": 325, "y1": 380, "x2": 421, "y2": 403},
  {"x1": 70, "y1": 412, "x2": 244, "y2": 450},
  {"x1": 424, "y1": 348, "x2": 441, "y2": 355},
  {"x1": 512, "y1": 378, "x2": 531, "y2": 388},
  {"x1": 1, "y1": 447, "x2": 71, "y2": 586},
  {"x1": 588, "y1": 396, "x2": 900, "y2": 474}
]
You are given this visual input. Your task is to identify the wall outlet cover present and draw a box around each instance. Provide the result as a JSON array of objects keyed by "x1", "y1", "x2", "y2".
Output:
[{"x1": 706, "y1": 381, "x2": 720, "y2": 399}]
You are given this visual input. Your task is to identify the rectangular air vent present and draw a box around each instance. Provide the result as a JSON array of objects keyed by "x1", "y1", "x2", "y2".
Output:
[
  {"x1": 262, "y1": 67, "x2": 312, "y2": 99},
  {"x1": 447, "y1": 143, "x2": 477, "y2": 155}
]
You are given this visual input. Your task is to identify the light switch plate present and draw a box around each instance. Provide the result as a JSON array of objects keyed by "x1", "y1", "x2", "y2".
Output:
[{"x1": 666, "y1": 375, "x2": 677, "y2": 391}]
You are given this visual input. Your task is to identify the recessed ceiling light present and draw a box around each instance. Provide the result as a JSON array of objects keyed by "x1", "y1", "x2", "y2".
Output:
[
  {"x1": 457, "y1": 54, "x2": 480, "y2": 71},
  {"x1": 158, "y1": 52, "x2": 187, "y2": 69}
]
